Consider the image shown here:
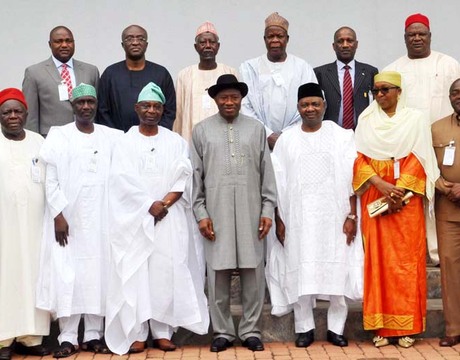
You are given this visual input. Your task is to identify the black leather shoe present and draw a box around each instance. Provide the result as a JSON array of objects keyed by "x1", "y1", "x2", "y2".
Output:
[
  {"x1": 242, "y1": 337, "x2": 264, "y2": 351},
  {"x1": 327, "y1": 330, "x2": 348, "y2": 347},
  {"x1": 15, "y1": 343, "x2": 51, "y2": 356},
  {"x1": 210, "y1": 337, "x2": 233, "y2": 352},
  {"x1": 295, "y1": 329, "x2": 314, "y2": 347},
  {"x1": 0, "y1": 347, "x2": 12, "y2": 360},
  {"x1": 439, "y1": 335, "x2": 460, "y2": 347}
]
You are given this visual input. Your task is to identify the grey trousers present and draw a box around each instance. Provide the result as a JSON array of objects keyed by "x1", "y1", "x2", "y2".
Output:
[{"x1": 207, "y1": 261, "x2": 265, "y2": 342}]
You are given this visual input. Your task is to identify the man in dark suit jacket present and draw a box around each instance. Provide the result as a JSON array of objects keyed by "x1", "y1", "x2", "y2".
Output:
[
  {"x1": 314, "y1": 27, "x2": 378, "y2": 129},
  {"x1": 22, "y1": 26, "x2": 99, "y2": 136}
]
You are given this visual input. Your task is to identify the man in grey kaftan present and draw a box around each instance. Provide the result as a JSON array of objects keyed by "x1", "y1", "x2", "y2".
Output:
[{"x1": 191, "y1": 74, "x2": 276, "y2": 353}]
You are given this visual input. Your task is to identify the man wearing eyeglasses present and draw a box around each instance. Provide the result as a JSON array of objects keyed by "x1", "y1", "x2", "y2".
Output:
[
  {"x1": 22, "y1": 26, "x2": 99, "y2": 137},
  {"x1": 97, "y1": 25, "x2": 176, "y2": 132},
  {"x1": 384, "y1": 13, "x2": 460, "y2": 266}
]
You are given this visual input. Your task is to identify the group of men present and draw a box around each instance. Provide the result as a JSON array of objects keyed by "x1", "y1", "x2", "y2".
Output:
[{"x1": 2, "y1": 9, "x2": 460, "y2": 360}]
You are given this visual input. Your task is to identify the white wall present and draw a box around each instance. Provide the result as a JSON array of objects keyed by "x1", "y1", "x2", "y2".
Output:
[{"x1": 2, "y1": 0, "x2": 459, "y2": 89}]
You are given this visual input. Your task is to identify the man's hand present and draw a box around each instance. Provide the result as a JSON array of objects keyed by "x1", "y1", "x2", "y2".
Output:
[
  {"x1": 199, "y1": 218, "x2": 215, "y2": 241},
  {"x1": 447, "y1": 183, "x2": 460, "y2": 203},
  {"x1": 258, "y1": 217, "x2": 272, "y2": 240},
  {"x1": 275, "y1": 216, "x2": 285, "y2": 246},
  {"x1": 436, "y1": 177, "x2": 453, "y2": 196},
  {"x1": 267, "y1": 133, "x2": 280, "y2": 150},
  {"x1": 54, "y1": 213, "x2": 69, "y2": 247},
  {"x1": 343, "y1": 217, "x2": 357, "y2": 245},
  {"x1": 149, "y1": 200, "x2": 168, "y2": 224}
]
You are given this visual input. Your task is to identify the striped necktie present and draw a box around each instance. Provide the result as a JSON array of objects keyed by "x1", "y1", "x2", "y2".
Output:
[
  {"x1": 60, "y1": 64, "x2": 73, "y2": 98},
  {"x1": 342, "y1": 65, "x2": 354, "y2": 129}
]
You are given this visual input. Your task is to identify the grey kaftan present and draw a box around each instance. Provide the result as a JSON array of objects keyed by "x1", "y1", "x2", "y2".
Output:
[{"x1": 191, "y1": 113, "x2": 276, "y2": 270}]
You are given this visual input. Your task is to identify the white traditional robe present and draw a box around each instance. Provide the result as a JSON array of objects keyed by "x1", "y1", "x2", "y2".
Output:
[
  {"x1": 0, "y1": 130, "x2": 50, "y2": 341},
  {"x1": 173, "y1": 63, "x2": 238, "y2": 142},
  {"x1": 36, "y1": 123, "x2": 121, "y2": 318},
  {"x1": 267, "y1": 121, "x2": 363, "y2": 316},
  {"x1": 105, "y1": 126, "x2": 209, "y2": 355},
  {"x1": 239, "y1": 53, "x2": 317, "y2": 135},
  {"x1": 384, "y1": 51, "x2": 460, "y2": 124}
]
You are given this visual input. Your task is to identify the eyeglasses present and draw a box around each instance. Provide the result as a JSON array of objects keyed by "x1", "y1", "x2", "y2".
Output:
[
  {"x1": 371, "y1": 86, "x2": 399, "y2": 96},
  {"x1": 123, "y1": 36, "x2": 147, "y2": 44}
]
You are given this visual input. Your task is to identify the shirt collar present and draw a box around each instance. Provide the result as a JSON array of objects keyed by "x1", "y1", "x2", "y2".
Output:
[
  {"x1": 336, "y1": 59, "x2": 355, "y2": 71},
  {"x1": 52, "y1": 56, "x2": 74, "y2": 69}
]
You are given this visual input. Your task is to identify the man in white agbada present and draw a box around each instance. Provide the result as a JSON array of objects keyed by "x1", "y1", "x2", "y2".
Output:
[
  {"x1": 268, "y1": 83, "x2": 363, "y2": 348},
  {"x1": 105, "y1": 82, "x2": 209, "y2": 355},
  {"x1": 239, "y1": 12, "x2": 317, "y2": 150},
  {"x1": 173, "y1": 21, "x2": 237, "y2": 142},
  {"x1": 0, "y1": 88, "x2": 50, "y2": 360},
  {"x1": 384, "y1": 13, "x2": 460, "y2": 265},
  {"x1": 36, "y1": 84, "x2": 121, "y2": 358}
]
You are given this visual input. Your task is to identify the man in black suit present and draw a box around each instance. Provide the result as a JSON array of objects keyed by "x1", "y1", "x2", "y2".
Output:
[{"x1": 314, "y1": 27, "x2": 378, "y2": 129}]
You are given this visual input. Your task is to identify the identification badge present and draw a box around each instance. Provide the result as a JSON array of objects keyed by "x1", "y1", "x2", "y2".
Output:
[
  {"x1": 31, "y1": 158, "x2": 41, "y2": 183},
  {"x1": 393, "y1": 159, "x2": 400, "y2": 179},
  {"x1": 443, "y1": 142, "x2": 456, "y2": 166},
  {"x1": 88, "y1": 151, "x2": 98, "y2": 172},
  {"x1": 202, "y1": 94, "x2": 211, "y2": 110},
  {"x1": 58, "y1": 83, "x2": 69, "y2": 101}
]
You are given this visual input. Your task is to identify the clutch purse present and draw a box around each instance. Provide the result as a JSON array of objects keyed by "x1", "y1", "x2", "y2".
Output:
[{"x1": 367, "y1": 191, "x2": 414, "y2": 218}]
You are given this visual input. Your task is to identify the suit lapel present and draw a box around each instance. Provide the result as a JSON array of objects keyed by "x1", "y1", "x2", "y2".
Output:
[
  {"x1": 325, "y1": 62, "x2": 340, "y2": 94},
  {"x1": 353, "y1": 61, "x2": 366, "y2": 95},
  {"x1": 45, "y1": 57, "x2": 63, "y2": 84},
  {"x1": 73, "y1": 60, "x2": 82, "y2": 84}
]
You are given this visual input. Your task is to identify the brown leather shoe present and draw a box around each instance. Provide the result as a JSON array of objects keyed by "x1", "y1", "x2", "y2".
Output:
[
  {"x1": 439, "y1": 335, "x2": 460, "y2": 347},
  {"x1": 153, "y1": 338, "x2": 176, "y2": 351},
  {"x1": 128, "y1": 341, "x2": 146, "y2": 353}
]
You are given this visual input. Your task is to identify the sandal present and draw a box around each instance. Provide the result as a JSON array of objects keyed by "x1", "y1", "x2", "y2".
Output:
[
  {"x1": 372, "y1": 336, "x2": 390, "y2": 348},
  {"x1": 53, "y1": 342, "x2": 79, "y2": 358},
  {"x1": 398, "y1": 336, "x2": 415, "y2": 348},
  {"x1": 81, "y1": 338, "x2": 111, "y2": 354}
]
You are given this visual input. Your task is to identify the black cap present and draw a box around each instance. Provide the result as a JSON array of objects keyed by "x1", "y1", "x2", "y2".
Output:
[{"x1": 298, "y1": 83, "x2": 324, "y2": 101}]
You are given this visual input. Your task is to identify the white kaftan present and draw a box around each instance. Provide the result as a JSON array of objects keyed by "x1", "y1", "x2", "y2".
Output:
[
  {"x1": 384, "y1": 51, "x2": 460, "y2": 124},
  {"x1": 173, "y1": 63, "x2": 238, "y2": 142},
  {"x1": 267, "y1": 121, "x2": 363, "y2": 316},
  {"x1": 105, "y1": 126, "x2": 209, "y2": 355},
  {"x1": 36, "y1": 123, "x2": 121, "y2": 318},
  {"x1": 0, "y1": 130, "x2": 50, "y2": 341},
  {"x1": 239, "y1": 53, "x2": 317, "y2": 135}
]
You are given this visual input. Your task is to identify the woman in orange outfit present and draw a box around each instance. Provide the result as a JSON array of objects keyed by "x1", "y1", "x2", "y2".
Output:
[{"x1": 353, "y1": 71, "x2": 442, "y2": 348}]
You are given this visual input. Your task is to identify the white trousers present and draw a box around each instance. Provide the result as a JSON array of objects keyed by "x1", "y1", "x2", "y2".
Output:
[
  {"x1": 293, "y1": 295, "x2": 347, "y2": 335},
  {"x1": 58, "y1": 314, "x2": 103, "y2": 345},
  {"x1": 0, "y1": 335, "x2": 43, "y2": 347},
  {"x1": 136, "y1": 320, "x2": 173, "y2": 341},
  {"x1": 425, "y1": 202, "x2": 439, "y2": 265}
]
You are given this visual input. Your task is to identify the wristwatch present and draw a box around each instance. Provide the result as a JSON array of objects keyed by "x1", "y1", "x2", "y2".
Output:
[{"x1": 347, "y1": 214, "x2": 358, "y2": 222}]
